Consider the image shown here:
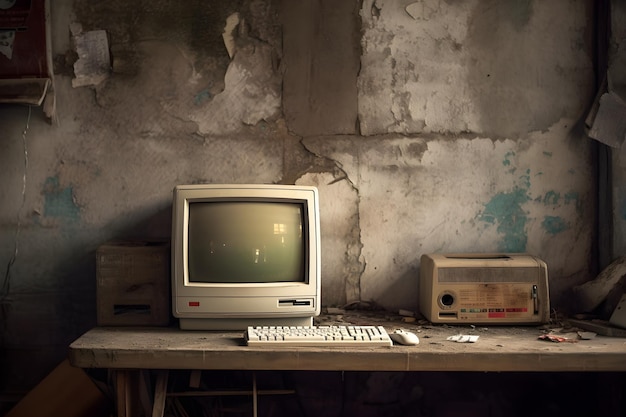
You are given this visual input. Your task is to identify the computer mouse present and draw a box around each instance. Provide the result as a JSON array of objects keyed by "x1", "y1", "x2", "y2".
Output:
[{"x1": 390, "y1": 329, "x2": 420, "y2": 345}]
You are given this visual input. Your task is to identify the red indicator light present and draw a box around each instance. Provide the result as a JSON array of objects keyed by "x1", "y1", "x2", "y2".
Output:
[{"x1": 189, "y1": 301, "x2": 200, "y2": 307}]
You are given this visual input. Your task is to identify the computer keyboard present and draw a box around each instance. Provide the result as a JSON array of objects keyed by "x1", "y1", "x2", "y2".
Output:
[{"x1": 244, "y1": 325, "x2": 393, "y2": 347}]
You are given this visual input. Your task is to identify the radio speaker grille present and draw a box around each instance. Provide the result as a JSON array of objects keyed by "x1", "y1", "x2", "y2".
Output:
[{"x1": 438, "y1": 267, "x2": 537, "y2": 283}]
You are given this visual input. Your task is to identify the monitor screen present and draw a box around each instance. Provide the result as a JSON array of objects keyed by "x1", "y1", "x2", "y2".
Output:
[{"x1": 187, "y1": 201, "x2": 306, "y2": 284}]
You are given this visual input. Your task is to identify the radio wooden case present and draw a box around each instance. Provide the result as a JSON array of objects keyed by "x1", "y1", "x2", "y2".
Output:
[{"x1": 419, "y1": 253, "x2": 550, "y2": 324}]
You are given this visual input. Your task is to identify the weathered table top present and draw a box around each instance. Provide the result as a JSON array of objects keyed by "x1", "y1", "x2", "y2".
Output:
[{"x1": 69, "y1": 312, "x2": 626, "y2": 372}]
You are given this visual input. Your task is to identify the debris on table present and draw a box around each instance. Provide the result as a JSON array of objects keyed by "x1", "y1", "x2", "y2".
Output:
[
  {"x1": 577, "y1": 331, "x2": 597, "y2": 340},
  {"x1": 447, "y1": 334, "x2": 479, "y2": 343},
  {"x1": 538, "y1": 334, "x2": 578, "y2": 343}
]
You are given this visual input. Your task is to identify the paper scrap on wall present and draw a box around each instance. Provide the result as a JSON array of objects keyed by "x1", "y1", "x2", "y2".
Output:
[
  {"x1": 587, "y1": 92, "x2": 626, "y2": 148},
  {"x1": 71, "y1": 24, "x2": 111, "y2": 88}
]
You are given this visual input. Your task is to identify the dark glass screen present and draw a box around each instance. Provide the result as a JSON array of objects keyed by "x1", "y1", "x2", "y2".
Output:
[{"x1": 188, "y1": 201, "x2": 306, "y2": 283}]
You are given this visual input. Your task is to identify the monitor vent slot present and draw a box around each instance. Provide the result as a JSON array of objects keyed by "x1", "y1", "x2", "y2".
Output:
[{"x1": 279, "y1": 299, "x2": 312, "y2": 307}]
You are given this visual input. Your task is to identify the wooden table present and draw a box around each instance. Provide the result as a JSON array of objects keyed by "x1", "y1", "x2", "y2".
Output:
[
  {"x1": 69, "y1": 325, "x2": 626, "y2": 373},
  {"x1": 68, "y1": 317, "x2": 626, "y2": 416}
]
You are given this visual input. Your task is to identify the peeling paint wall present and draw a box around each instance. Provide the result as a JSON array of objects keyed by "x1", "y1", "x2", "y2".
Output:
[
  {"x1": 358, "y1": 0, "x2": 592, "y2": 138},
  {"x1": 305, "y1": 129, "x2": 593, "y2": 312},
  {"x1": 0, "y1": 0, "x2": 598, "y2": 394}
]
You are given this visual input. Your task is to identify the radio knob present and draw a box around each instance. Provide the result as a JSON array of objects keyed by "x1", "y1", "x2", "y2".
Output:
[{"x1": 440, "y1": 293, "x2": 455, "y2": 307}]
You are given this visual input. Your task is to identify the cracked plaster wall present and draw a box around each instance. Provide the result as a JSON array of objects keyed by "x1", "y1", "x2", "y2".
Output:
[{"x1": 0, "y1": 0, "x2": 601, "y2": 394}]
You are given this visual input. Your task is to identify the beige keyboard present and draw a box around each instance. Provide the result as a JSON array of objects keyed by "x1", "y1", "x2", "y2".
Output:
[{"x1": 245, "y1": 325, "x2": 393, "y2": 347}]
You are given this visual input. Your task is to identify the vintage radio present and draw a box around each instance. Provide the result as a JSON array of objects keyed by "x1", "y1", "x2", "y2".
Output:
[{"x1": 419, "y1": 253, "x2": 550, "y2": 324}]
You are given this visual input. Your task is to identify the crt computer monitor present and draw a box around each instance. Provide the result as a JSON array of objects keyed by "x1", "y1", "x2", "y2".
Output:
[{"x1": 171, "y1": 184, "x2": 321, "y2": 330}]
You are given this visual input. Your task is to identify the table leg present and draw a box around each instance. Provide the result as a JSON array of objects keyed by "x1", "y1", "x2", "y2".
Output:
[
  {"x1": 151, "y1": 370, "x2": 169, "y2": 417},
  {"x1": 252, "y1": 371, "x2": 258, "y2": 417},
  {"x1": 115, "y1": 371, "x2": 130, "y2": 417}
]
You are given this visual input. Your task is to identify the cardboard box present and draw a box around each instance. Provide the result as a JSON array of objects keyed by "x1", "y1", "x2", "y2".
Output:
[
  {"x1": 6, "y1": 359, "x2": 109, "y2": 417},
  {"x1": 96, "y1": 240, "x2": 170, "y2": 326}
]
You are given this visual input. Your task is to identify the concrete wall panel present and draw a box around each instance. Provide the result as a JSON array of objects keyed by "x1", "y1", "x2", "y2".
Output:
[
  {"x1": 306, "y1": 123, "x2": 593, "y2": 312},
  {"x1": 358, "y1": 0, "x2": 593, "y2": 137}
]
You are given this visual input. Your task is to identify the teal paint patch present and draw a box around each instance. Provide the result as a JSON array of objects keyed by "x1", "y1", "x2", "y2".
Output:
[
  {"x1": 542, "y1": 216, "x2": 567, "y2": 235},
  {"x1": 502, "y1": 151, "x2": 517, "y2": 174},
  {"x1": 503, "y1": 151, "x2": 515, "y2": 167},
  {"x1": 564, "y1": 191, "x2": 583, "y2": 214},
  {"x1": 543, "y1": 151, "x2": 552, "y2": 157},
  {"x1": 565, "y1": 191, "x2": 578, "y2": 204},
  {"x1": 194, "y1": 89, "x2": 212, "y2": 105},
  {"x1": 538, "y1": 190, "x2": 580, "y2": 208},
  {"x1": 519, "y1": 169, "x2": 531, "y2": 189},
  {"x1": 43, "y1": 176, "x2": 80, "y2": 221},
  {"x1": 543, "y1": 191, "x2": 560, "y2": 205},
  {"x1": 479, "y1": 188, "x2": 529, "y2": 252},
  {"x1": 564, "y1": 191, "x2": 579, "y2": 204}
]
